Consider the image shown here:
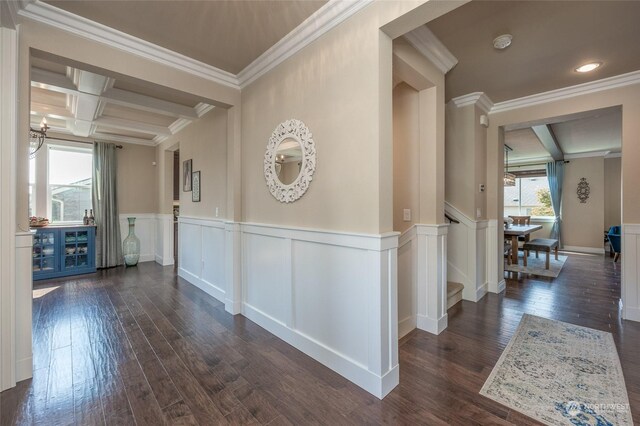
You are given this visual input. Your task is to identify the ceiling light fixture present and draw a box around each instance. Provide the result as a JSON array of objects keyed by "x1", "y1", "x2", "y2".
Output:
[
  {"x1": 504, "y1": 145, "x2": 516, "y2": 187},
  {"x1": 575, "y1": 62, "x2": 602, "y2": 73},
  {"x1": 29, "y1": 117, "x2": 49, "y2": 159},
  {"x1": 493, "y1": 34, "x2": 513, "y2": 50}
]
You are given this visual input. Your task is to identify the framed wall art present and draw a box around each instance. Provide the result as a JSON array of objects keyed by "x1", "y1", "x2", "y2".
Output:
[
  {"x1": 183, "y1": 159, "x2": 192, "y2": 191},
  {"x1": 192, "y1": 171, "x2": 201, "y2": 202}
]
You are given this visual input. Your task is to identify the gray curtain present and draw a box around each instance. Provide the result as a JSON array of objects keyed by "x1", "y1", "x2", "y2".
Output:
[
  {"x1": 546, "y1": 161, "x2": 564, "y2": 247},
  {"x1": 93, "y1": 142, "x2": 122, "y2": 268}
]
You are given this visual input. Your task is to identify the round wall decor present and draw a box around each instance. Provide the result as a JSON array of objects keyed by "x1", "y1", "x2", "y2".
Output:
[
  {"x1": 264, "y1": 119, "x2": 316, "y2": 203},
  {"x1": 577, "y1": 177, "x2": 590, "y2": 203}
]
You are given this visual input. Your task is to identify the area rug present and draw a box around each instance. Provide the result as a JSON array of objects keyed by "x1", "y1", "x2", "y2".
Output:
[
  {"x1": 480, "y1": 315, "x2": 632, "y2": 426},
  {"x1": 505, "y1": 253, "x2": 567, "y2": 278}
]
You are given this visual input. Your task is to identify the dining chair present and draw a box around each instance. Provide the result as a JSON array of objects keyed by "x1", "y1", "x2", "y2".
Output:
[{"x1": 509, "y1": 215, "x2": 532, "y2": 247}]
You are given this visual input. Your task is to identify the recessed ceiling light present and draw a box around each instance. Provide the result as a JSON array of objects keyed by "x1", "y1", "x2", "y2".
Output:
[
  {"x1": 575, "y1": 62, "x2": 602, "y2": 73},
  {"x1": 493, "y1": 34, "x2": 513, "y2": 50}
]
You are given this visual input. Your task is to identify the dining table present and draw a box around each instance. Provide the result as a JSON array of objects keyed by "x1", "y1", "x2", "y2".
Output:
[{"x1": 504, "y1": 224, "x2": 543, "y2": 265}]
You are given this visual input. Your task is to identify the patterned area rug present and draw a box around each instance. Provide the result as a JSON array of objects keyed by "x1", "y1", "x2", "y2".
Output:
[
  {"x1": 505, "y1": 253, "x2": 567, "y2": 278},
  {"x1": 480, "y1": 315, "x2": 632, "y2": 426}
]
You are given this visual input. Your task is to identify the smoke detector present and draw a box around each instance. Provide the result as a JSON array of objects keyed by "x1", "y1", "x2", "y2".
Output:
[{"x1": 493, "y1": 34, "x2": 513, "y2": 50}]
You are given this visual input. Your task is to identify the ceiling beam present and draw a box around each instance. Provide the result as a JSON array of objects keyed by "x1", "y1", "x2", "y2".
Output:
[
  {"x1": 532, "y1": 125, "x2": 564, "y2": 161},
  {"x1": 102, "y1": 88, "x2": 198, "y2": 120},
  {"x1": 31, "y1": 67, "x2": 199, "y2": 120},
  {"x1": 95, "y1": 116, "x2": 171, "y2": 136}
]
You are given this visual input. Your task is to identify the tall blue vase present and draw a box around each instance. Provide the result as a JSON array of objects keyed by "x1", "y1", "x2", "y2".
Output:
[{"x1": 122, "y1": 217, "x2": 140, "y2": 266}]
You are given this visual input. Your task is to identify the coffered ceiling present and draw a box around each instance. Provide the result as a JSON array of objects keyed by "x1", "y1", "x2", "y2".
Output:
[
  {"x1": 427, "y1": 1, "x2": 640, "y2": 103},
  {"x1": 31, "y1": 54, "x2": 213, "y2": 146},
  {"x1": 44, "y1": 0, "x2": 327, "y2": 74},
  {"x1": 505, "y1": 107, "x2": 622, "y2": 165}
]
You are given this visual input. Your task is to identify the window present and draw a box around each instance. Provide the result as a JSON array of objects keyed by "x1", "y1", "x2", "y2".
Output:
[
  {"x1": 48, "y1": 146, "x2": 93, "y2": 223},
  {"x1": 504, "y1": 176, "x2": 554, "y2": 218}
]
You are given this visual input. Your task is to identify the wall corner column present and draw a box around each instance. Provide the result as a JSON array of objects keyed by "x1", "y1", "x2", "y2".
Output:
[{"x1": 416, "y1": 224, "x2": 448, "y2": 334}]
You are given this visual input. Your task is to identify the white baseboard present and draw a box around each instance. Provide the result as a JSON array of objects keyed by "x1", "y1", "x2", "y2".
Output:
[
  {"x1": 497, "y1": 279, "x2": 506, "y2": 293},
  {"x1": 417, "y1": 313, "x2": 448, "y2": 335},
  {"x1": 243, "y1": 303, "x2": 396, "y2": 398},
  {"x1": 15, "y1": 357, "x2": 32, "y2": 382},
  {"x1": 155, "y1": 254, "x2": 174, "y2": 266},
  {"x1": 623, "y1": 307, "x2": 640, "y2": 322},
  {"x1": 178, "y1": 267, "x2": 225, "y2": 304},
  {"x1": 139, "y1": 254, "x2": 155, "y2": 263},
  {"x1": 476, "y1": 282, "x2": 488, "y2": 301},
  {"x1": 562, "y1": 245, "x2": 605, "y2": 254},
  {"x1": 398, "y1": 316, "x2": 416, "y2": 339}
]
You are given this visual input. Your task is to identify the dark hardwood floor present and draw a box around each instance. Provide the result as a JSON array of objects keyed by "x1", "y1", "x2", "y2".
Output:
[{"x1": 1, "y1": 252, "x2": 638, "y2": 425}]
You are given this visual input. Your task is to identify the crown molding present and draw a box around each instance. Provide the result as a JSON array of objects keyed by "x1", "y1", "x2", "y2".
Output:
[
  {"x1": 403, "y1": 25, "x2": 458, "y2": 75},
  {"x1": 18, "y1": 1, "x2": 240, "y2": 89},
  {"x1": 491, "y1": 70, "x2": 640, "y2": 114},
  {"x1": 605, "y1": 152, "x2": 622, "y2": 159},
  {"x1": 194, "y1": 102, "x2": 215, "y2": 118},
  {"x1": 237, "y1": 0, "x2": 374, "y2": 88},
  {"x1": 450, "y1": 92, "x2": 493, "y2": 114}
]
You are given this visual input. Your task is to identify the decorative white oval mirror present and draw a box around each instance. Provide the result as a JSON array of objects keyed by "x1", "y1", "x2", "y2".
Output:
[{"x1": 264, "y1": 119, "x2": 316, "y2": 203}]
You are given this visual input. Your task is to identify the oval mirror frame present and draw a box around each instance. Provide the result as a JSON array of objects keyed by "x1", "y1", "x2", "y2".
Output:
[{"x1": 264, "y1": 119, "x2": 316, "y2": 203}]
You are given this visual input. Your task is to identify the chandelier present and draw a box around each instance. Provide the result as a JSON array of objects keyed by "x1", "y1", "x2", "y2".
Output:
[
  {"x1": 29, "y1": 118, "x2": 49, "y2": 159},
  {"x1": 504, "y1": 145, "x2": 516, "y2": 187}
]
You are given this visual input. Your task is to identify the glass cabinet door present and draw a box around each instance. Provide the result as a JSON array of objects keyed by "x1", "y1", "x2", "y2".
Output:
[{"x1": 33, "y1": 230, "x2": 56, "y2": 273}]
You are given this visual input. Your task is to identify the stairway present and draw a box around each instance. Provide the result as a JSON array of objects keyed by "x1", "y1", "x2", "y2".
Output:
[{"x1": 447, "y1": 281, "x2": 464, "y2": 309}]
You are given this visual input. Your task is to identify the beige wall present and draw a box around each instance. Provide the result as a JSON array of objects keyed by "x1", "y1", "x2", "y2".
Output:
[
  {"x1": 117, "y1": 144, "x2": 157, "y2": 214},
  {"x1": 445, "y1": 104, "x2": 475, "y2": 218},
  {"x1": 562, "y1": 157, "x2": 604, "y2": 249},
  {"x1": 241, "y1": 5, "x2": 384, "y2": 233},
  {"x1": 604, "y1": 157, "x2": 622, "y2": 230},
  {"x1": 444, "y1": 102, "x2": 487, "y2": 220},
  {"x1": 157, "y1": 108, "x2": 227, "y2": 219},
  {"x1": 393, "y1": 83, "x2": 420, "y2": 233}
]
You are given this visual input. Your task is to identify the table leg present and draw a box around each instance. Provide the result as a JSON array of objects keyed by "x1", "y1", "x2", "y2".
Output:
[{"x1": 511, "y1": 235, "x2": 519, "y2": 265}]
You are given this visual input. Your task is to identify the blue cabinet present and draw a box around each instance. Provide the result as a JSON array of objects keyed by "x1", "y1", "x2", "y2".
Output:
[{"x1": 32, "y1": 226, "x2": 96, "y2": 281}]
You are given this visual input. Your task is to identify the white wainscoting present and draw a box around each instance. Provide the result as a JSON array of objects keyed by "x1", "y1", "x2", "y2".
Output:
[
  {"x1": 119, "y1": 214, "x2": 156, "y2": 263},
  {"x1": 445, "y1": 203, "x2": 489, "y2": 301},
  {"x1": 415, "y1": 224, "x2": 449, "y2": 335},
  {"x1": 622, "y1": 224, "x2": 640, "y2": 322},
  {"x1": 177, "y1": 217, "x2": 400, "y2": 398},
  {"x1": 178, "y1": 217, "x2": 227, "y2": 303},
  {"x1": 241, "y1": 223, "x2": 399, "y2": 398},
  {"x1": 15, "y1": 232, "x2": 33, "y2": 383},
  {"x1": 155, "y1": 214, "x2": 174, "y2": 266},
  {"x1": 397, "y1": 227, "x2": 417, "y2": 339}
]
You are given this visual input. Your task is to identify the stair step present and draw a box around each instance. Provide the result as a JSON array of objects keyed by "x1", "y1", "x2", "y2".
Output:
[{"x1": 447, "y1": 281, "x2": 464, "y2": 309}]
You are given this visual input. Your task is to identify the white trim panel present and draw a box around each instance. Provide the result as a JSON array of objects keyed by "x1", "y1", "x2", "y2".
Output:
[
  {"x1": 415, "y1": 224, "x2": 449, "y2": 335},
  {"x1": 15, "y1": 232, "x2": 33, "y2": 383},
  {"x1": 178, "y1": 217, "x2": 227, "y2": 303},
  {"x1": 397, "y1": 227, "x2": 417, "y2": 339},
  {"x1": 445, "y1": 203, "x2": 489, "y2": 302},
  {"x1": 241, "y1": 223, "x2": 399, "y2": 398},
  {"x1": 622, "y1": 224, "x2": 640, "y2": 322}
]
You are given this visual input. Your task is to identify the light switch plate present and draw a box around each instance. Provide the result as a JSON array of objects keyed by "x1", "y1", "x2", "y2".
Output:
[{"x1": 403, "y1": 209, "x2": 411, "y2": 221}]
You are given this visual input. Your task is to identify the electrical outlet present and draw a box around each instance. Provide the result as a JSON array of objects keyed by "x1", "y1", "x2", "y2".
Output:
[
  {"x1": 479, "y1": 184, "x2": 485, "y2": 192},
  {"x1": 403, "y1": 209, "x2": 411, "y2": 222},
  {"x1": 477, "y1": 208, "x2": 482, "y2": 218}
]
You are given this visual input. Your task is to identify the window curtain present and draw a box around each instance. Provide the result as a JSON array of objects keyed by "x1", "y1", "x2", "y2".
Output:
[
  {"x1": 546, "y1": 161, "x2": 564, "y2": 247},
  {"x1": 93, "y1": 142, "x2": 122, "y2": 268}
]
